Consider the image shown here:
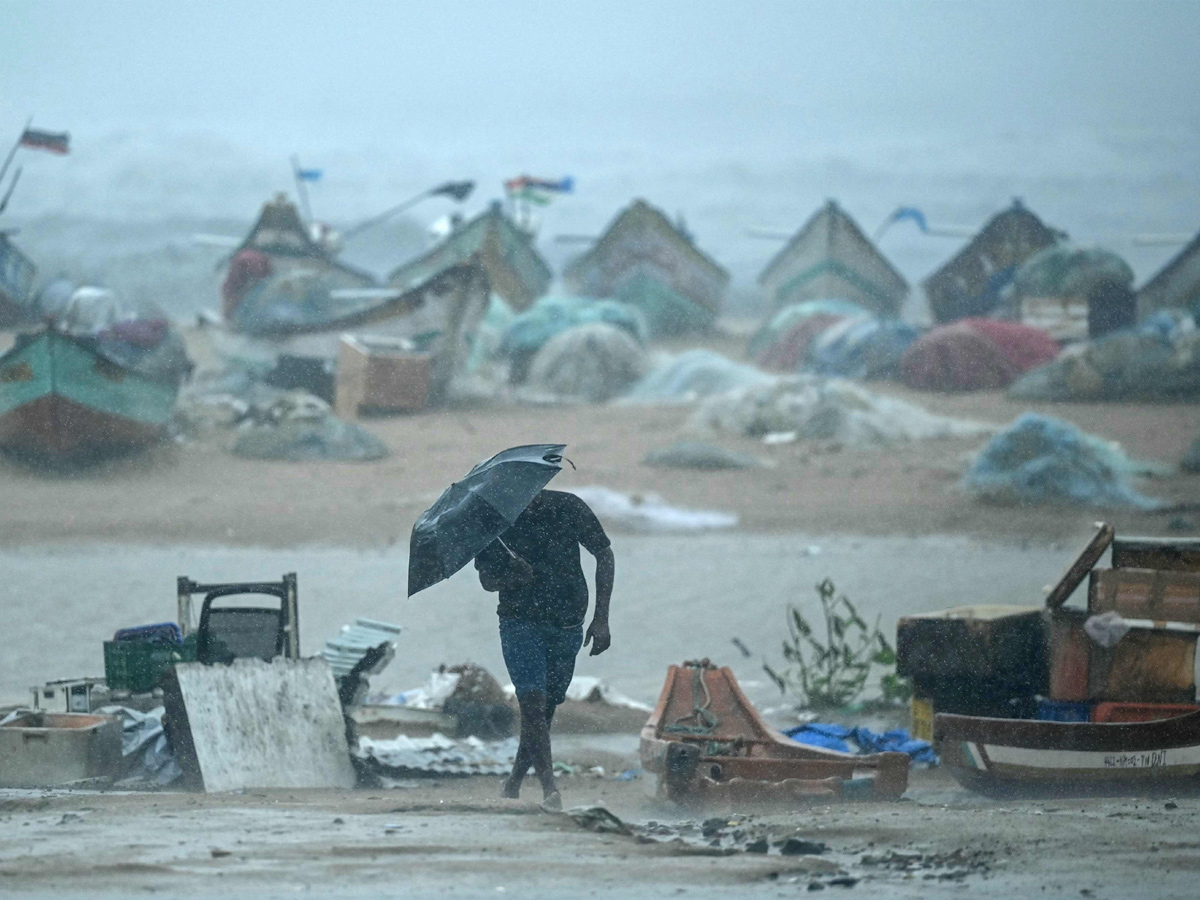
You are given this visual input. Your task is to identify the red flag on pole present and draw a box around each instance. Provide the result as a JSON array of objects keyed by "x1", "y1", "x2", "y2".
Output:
[{"x1": 20, "y1": 128, "x2": 70, "y2": 155}]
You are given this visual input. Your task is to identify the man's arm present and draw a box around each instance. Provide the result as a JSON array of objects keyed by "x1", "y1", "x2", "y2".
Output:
[{"x1": 584, "y1": 545, "x2": 614, "y2": 656}]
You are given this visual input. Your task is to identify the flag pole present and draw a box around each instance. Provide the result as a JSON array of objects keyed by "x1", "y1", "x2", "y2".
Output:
[
  {"x1": 0, "y1": 117, "x2": 33, "y2": 187},
  {"x1": 291, "y1": 155, "x2": 313, "y2": 223},
  {"x1": 341, "y1": 187, "x2": 434, "y2": 241},
  {"x1": 0, "y1": 167, "x2": 23, "y2": 216}
]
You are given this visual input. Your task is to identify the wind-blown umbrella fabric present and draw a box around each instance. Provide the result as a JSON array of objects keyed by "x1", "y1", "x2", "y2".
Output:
[{"x1": 407, "y1": 444, "x2": 566, "y2": 596}]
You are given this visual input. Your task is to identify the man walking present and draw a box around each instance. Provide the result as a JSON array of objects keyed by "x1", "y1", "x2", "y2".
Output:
[{"x1": 474, "y1": 489, "x2": 614, "y2": 810}]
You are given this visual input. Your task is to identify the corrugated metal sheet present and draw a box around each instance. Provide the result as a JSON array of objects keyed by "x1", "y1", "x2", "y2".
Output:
[
  {"x1": 321, "y1": 618, "x2": 402, "y2": 680},
  {"x1": 356, "y1": 734, "x2": 518, "y2": 776}
]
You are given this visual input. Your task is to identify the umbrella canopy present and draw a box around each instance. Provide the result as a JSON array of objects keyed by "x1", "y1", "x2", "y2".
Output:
[{"x1": 407, "y1": 444, "x2": 567, "y2": 597}]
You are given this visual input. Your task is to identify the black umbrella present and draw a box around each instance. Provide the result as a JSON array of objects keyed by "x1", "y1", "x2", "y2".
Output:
[{"x1": 407, "y1": 444, "x2": 567, "y2": 597}]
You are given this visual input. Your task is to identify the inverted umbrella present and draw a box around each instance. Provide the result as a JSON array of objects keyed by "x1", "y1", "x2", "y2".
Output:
[{"x1": 407, "y1": 444, "x2": 567, "y2": 597}]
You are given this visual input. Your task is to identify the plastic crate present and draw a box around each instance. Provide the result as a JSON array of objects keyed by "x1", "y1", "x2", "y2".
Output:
[
  {"x1": 1036, "y1": 699, "x2": 1091, "y2": 722},
  {"x1": 103, "y1": 640, "x2": 191, "y2": 694},
  {"x1": 1091, "y1": 702, "x2": 1200, "y2": 724}
]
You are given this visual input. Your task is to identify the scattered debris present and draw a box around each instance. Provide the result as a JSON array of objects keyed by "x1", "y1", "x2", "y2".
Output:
[
  {"x1": 321, "y1": 619, "x2": 402, "y2": 682},
  {"x1": 565, "y1": 805, "x2": 634, "y2": 836},
  {"x1": 96, "y1": 705, "x2": 181, "y2": 786},
  {"x1": 860, "y1": 848, "x2": 995, "y2": 881},
  {"x1": 356, "y1": 733, "x2": 518, "y2": 777},
  {"x1": 779, "y1": 837, "x2": 829, "y2": 856}
]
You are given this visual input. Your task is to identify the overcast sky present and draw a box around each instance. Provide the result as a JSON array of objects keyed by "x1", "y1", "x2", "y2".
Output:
[{"x1": 4, "y1": 0, "x2": 1199, "y2": 147}]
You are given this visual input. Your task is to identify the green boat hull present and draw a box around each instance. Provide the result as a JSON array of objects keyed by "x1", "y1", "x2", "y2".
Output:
[{"x1": 0, "y1": 330, "x2": 180, "y2": 459}]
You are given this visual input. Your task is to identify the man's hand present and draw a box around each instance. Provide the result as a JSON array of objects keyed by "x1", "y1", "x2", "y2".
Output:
[
  {"x1": 584, "y1": 618, "x2": 611, "y2": 656},
  {"x1": 508, "y1": 556, "x2": 534, "y2": 586}
]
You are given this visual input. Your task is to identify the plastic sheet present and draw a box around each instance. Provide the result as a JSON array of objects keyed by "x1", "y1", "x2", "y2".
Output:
[
  {"x1": 784, "y1": 723, "x2": 936, "y2": 765},
  {"x1": 52, "y1": 286, "x2": 191, "y2": 385}
]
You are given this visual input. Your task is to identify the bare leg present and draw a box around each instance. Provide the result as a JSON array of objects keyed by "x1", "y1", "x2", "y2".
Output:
[
  {"x1": 503, "y1": 691, "x2": 558, "y2": 806},
  {"x1": 501, "y1": 700, "x2": 556, "y2": 798}
]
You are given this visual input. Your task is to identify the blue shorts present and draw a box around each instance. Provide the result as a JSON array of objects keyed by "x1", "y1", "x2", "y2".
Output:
[{"x1": 499, "y1": 618, "x2": 584, "y2": 706}]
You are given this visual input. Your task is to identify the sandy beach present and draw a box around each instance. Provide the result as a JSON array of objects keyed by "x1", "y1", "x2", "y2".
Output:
[{"x1": 3, "y1": 327, "x2": 1200, "y2": 898}]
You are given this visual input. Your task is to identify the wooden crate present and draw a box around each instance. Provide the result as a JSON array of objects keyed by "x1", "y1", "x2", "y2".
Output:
[
  {"x1": 1112, "y1": 538, "x2": 1200, "y2": 574},
  {"x1": 1088, "y1": 567, "x2": 1200, "y2": 624},
  {"x1": 1088, "y1": 630, "x2": 1197, "y2": 703},
  {"x1": 896, "y1": 605, "x2": 1046, "y2": 692},
  {"x1": 1046, "y1": 608, "x2": 1090, "y2": 702},
  {"x1": 335, "y1": 334, "x2": 432, "y2": 418}
]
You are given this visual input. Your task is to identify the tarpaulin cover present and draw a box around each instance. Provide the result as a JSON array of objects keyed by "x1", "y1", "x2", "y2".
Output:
[
  {"x1": 784, "y1": 723, "x2": 936, "y2": 765},
  {"x1": 900, "y1": 323, "x2": 1018, "y2": 391},
  {"x1": 963, "y1": 412, "x2": 1164, "y2": 508},
  {"x1": 612, "y1": 272, "x2": 714, "y2": 339},
  {"x1": 958, "y1": 317, "x2": 1060, "y2": 374},
  {"x1": 808, "y1": 317, "x2": 922, "y2": 380},
  {"x1": 755, "y1": 312, "x2": 846, "y2": 371},
  {"x1": 56, "y1": 287, "x2": 191, "y2": 385},
  {"x1": 500, "y1": 295, "x2": 647, "y2": 359},
  {"x1": 747, "y1": 299, "x2": 867, "y2": 359},
  {"x1": 1013, "y1": 244, "x2": 1135, "y2": 298}
]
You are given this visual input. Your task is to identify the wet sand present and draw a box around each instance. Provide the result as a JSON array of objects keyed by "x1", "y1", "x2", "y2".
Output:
[
  {"x1": 3, "y1": 774, "x2": 1199, "y2": 899},
  {"x1": 1, "y1": 332, "x2": 1199, "y2": 548},
  {"x1": 3, "y1": 334, "x2": 1200, "y2": 897}
]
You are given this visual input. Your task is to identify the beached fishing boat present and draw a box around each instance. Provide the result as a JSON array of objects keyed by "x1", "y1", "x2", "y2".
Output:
[
  {"x1": 923, "y1": 524, "x2": 1200, "y2": 797},
  {"x1": 0, "y1": 321, "x2": 188, "y2": 460},
  {"x1": 640, "y1": 660, "x2": 909, "y2": 806},
  {"x1": 936, "y1": 709, "x2": 1200, "y2": 797},
  {"x1": 0, "y1": 233, "x2": 37, "y2": 327}
]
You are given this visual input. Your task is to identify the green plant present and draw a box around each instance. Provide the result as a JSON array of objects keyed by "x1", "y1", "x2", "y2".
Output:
[{"x1": 763, "y1": 577, "x2": 907, "y2": 710}]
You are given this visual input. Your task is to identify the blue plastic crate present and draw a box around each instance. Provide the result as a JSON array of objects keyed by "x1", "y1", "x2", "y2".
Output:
[{"x1": 1037, "y1": 699, "x2": 1091, "y2": 722}]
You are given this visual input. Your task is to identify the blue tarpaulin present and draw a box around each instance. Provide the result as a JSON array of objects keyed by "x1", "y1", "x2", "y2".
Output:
[{"x1": 784, "y1": 722, "x2": 937, "y2": 765}]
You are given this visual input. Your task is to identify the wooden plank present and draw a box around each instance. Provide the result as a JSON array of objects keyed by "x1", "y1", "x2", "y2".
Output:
[{"x1": 1044, "y1": 522, "x2": 1114, "y2": 610}]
